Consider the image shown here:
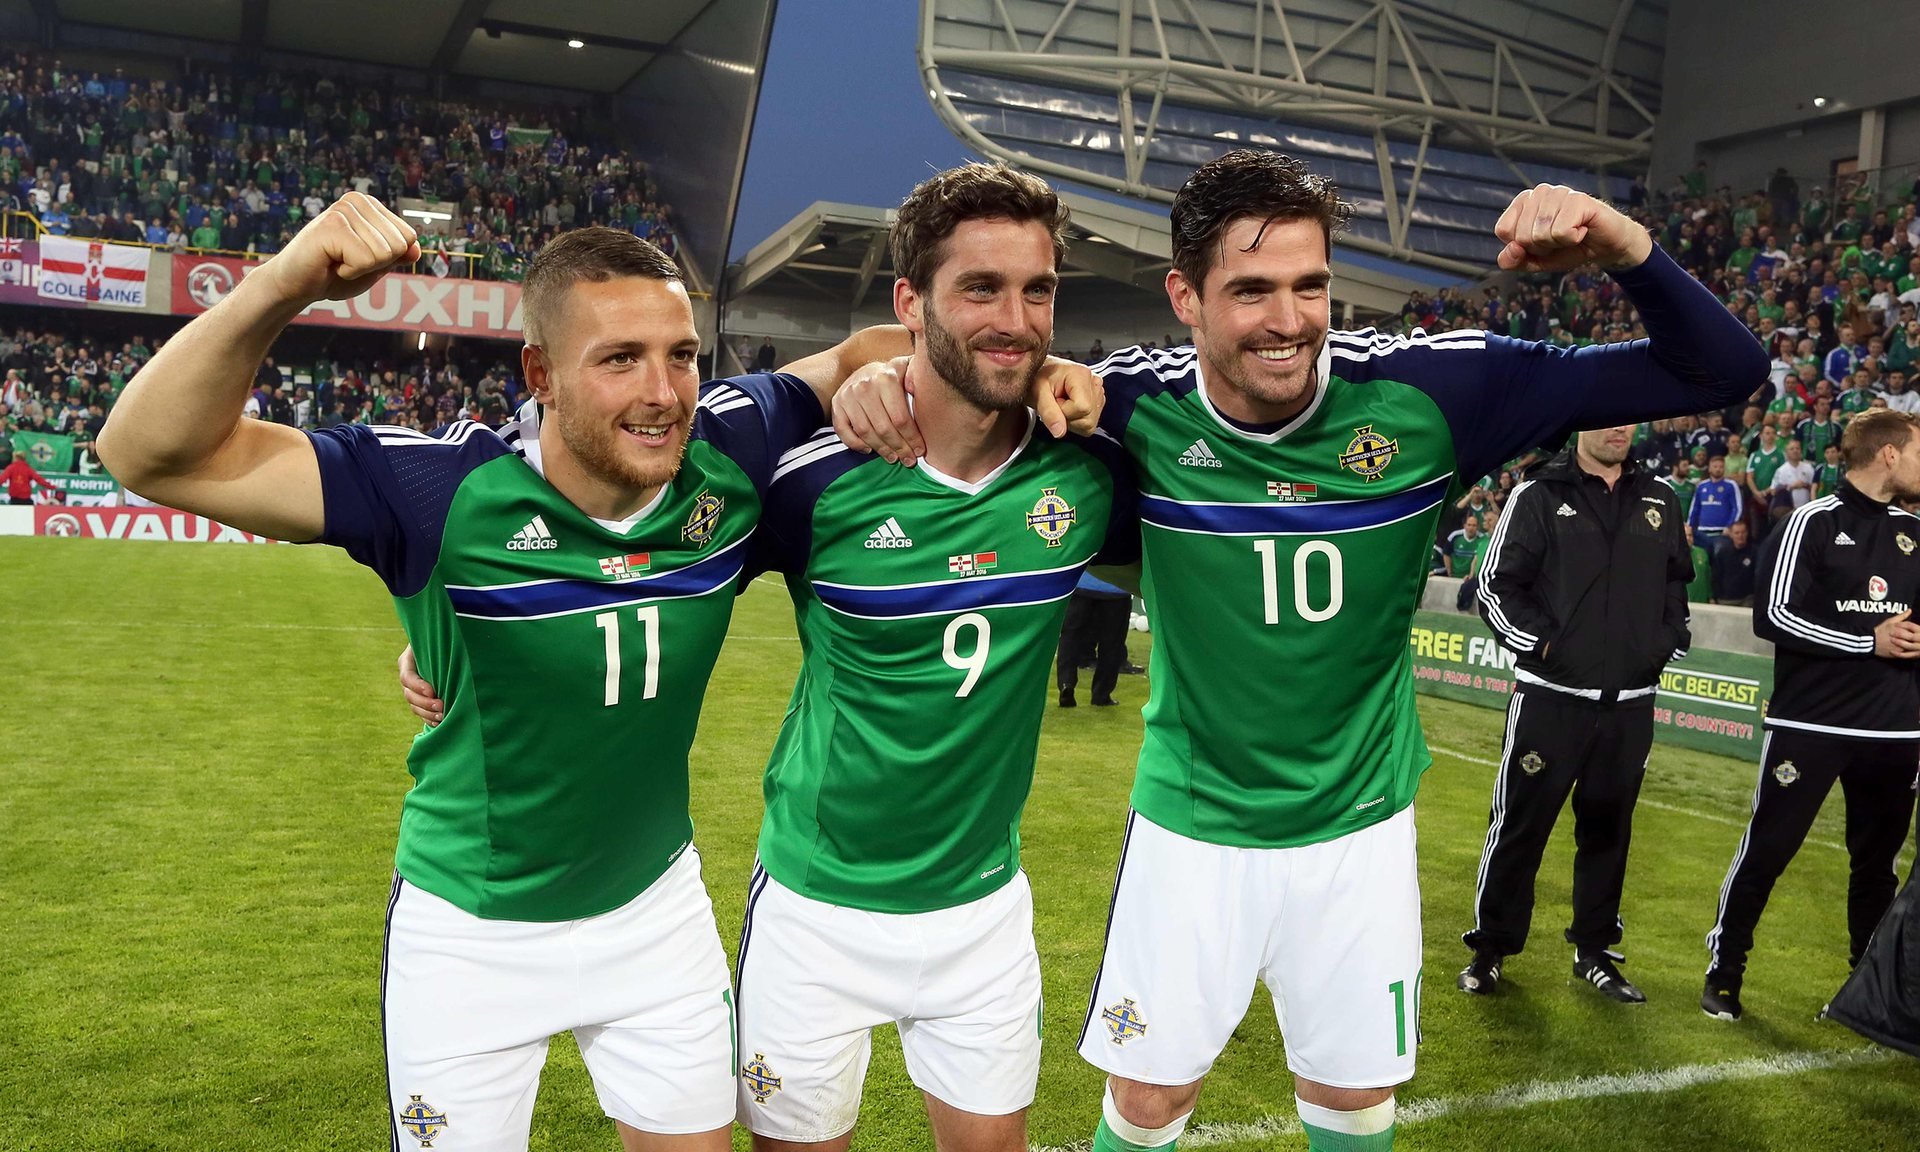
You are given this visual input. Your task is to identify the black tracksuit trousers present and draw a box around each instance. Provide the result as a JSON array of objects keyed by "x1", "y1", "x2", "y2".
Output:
[
  {"x1": 1705, "y1": 728, "x2": 1917, "y2": 976},
  {"x1": 1464, "y1": 686, "x2": 1655, "y2": 957},
  {"x1": 1056, "y1": 591, "x2": 1130, "y2": 703}
]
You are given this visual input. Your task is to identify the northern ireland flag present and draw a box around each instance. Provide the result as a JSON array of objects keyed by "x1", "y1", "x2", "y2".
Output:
[{"x1": 38, "y1": 235, "x2": 150, "y2": 307}]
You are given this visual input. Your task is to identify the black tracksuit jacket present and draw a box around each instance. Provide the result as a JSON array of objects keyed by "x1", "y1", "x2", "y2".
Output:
[
  {"x1": 1477, "y1": 450, "x2": 1693, "y2": 698},
  {"x1": 1752, "y1": 481, "x2": 1920, "y2": 739}
]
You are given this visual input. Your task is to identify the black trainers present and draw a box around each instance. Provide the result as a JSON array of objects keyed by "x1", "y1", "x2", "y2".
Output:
[
  {"x1": 1573, "y1": 950, "x2": 1646, "y2": 1003},
  {"x1": 1457, "y1": 950, "x2": 1504, "y2": 995},
  {"x1": 1058, "y1": 690, "x2": 1076, "y2": 708},
  {"x1": 1701, "y1": 971, "x2": 1743, "y2": 1021}
]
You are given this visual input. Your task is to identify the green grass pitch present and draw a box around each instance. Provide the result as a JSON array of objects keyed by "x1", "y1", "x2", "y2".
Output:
[{"x1": 3, "y1": 537, "x2": 1916, "y2": 1151}]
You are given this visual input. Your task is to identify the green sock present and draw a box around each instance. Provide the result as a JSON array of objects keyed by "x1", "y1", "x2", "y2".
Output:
[
  {"x1": 1093, "y1": 1116, "x2": 1178, "y2": 1152},
  {"x1": 1302, "y1": 1121, "x2": 1395, "y2": 1151}
]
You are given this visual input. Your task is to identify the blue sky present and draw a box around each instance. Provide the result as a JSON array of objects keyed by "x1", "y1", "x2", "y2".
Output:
[{"x1": 730, "y1": 1, "x2": 979, "y2": 260}]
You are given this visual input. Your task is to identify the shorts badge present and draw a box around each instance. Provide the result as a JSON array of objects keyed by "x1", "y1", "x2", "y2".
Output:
[
  {"x1": 1103, "y1": 997, "x2": 1148, "y2": 1044},
  {"x1": 1026, "y1": 487, "x2": 1077, "y2": 548},
  {"x1": 682, "y1": 491, "x2": 724, "y2": 546},
  {"x1": 1774, "y1": 760, "x2": 1799, "y2": 786},
  {"x1": 398, "y1": 1096, "x2": 448, "y2": 1147},
  {"x1": 1521, "y1": 751, "x2": 1545, "y2": 776},
  {"x1": 1338, "y1": 425, "x2": 1399, "y2": 482},
  {"x1": 1645, "y1": 506, "x2": 1663, "y2": 530},
  {"x1": 1899, "y1": 532, "x2": 1915, "y2": 556},
  {"x1": 742, "y1": 1053, "x2": 783, "y2": 1103}
]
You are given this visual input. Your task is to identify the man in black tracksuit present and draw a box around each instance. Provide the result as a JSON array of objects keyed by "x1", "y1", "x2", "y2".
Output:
[
  {"x1": 1459, "y1": 424, "x2": 1693, "y2": 1003},
  {"x1": 1702, "y1": 409, "x2": 1920, "y2": 1021}
]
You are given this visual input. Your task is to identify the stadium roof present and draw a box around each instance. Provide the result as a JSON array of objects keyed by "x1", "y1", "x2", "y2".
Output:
[
  {"x1": 13, "y1": 0, "x2": 734, "y2": 94},
  {"x1": 731, "y1": 191, "x2": 1457, "y2": 320}
]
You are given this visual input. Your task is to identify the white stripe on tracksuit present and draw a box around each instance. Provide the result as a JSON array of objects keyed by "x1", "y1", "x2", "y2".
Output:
[
  {"x1": 1703, "y1": 731, "x2": 1774, "y2": 972},
  {"x1": 1471, "y1": 692, "x2": 1528, "y2": 933},
  {"x1": 1476, "y1": 479, "x2": 1540, "y2": 653},
  {"x1": 1766, "y1": 496, "x2": 1870, "y2": 652}
]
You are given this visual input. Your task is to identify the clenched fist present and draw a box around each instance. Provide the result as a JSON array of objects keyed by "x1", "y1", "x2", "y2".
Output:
[
  {"x1": 254, "y1": 191, "x2": 422, "y2": 307},
  {"x1": 1493, "y1": 183, "x2": 1653, "y2": 274}
]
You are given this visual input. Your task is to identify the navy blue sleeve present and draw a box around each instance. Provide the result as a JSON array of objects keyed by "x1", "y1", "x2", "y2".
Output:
[
  {"x1": 305, "y1": 421, "x2": 513, "y2": 597},
  {"x1": 741, "y1": 432, "x2": 863, "y2": 583},
  {"x1": 1066, "y1": 428, "x2": 1142, "y2": 567},
  {"x1": 693, "y1": 373, "x2": 826, "y2": 497},
  {"x1": 1332, "y1": 244, "x2": 1769, "y2": 484}
]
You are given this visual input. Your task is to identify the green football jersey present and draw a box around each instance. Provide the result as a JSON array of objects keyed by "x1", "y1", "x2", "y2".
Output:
[
  {"x1": 751, "y1": 418, "x2": 1129, "y2": 913},
  {"x1": 1094, "y1": 269, "x2": 1750, "y2": 848},
  {"x1": 308, "y1": 376, "x2": 819, "y2": 920}
]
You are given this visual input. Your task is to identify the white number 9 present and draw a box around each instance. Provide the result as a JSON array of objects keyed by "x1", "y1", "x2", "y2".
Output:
[{"x1": 942, "y1": 612, "x2": 992, "y2": 697}]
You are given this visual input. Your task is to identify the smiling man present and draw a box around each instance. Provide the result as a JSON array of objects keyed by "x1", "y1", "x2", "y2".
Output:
[
  {"x1": 1064, "y1": 151, "x2": 1765, "y2": 1152},
  {"x1": 94, "y1": 195, "x2": 912, "y2": 1152}
]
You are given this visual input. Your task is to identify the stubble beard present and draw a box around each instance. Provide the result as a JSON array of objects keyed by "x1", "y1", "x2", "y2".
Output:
[
  {"x1": 923, "y1": 300, "x2": 1045, "y2": 414},
  {"x1": 1199, "y1": 328, "x2": 1324, "y2": 415},
  {"x1": 551, "y1": 397, "x2": 687, "y2": 495}
]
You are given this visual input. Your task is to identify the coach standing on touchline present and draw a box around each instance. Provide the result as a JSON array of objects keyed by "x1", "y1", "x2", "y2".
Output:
[
  {"x1": 1460, "y1": 423, "x2": 1693, "y2": 1004},
  {"x1": 1702, "y1": 408, "x2": 1920, "y2": 1022}
]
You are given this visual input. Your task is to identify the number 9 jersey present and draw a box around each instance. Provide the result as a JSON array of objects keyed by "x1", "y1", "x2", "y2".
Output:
[{"x1": 750, "y1": 414, "x2": 1137, "y2": 914}]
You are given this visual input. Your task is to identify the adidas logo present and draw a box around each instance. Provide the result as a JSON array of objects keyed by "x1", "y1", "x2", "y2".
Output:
[
  {"x1": 1178, "y1": 439, "x2": 1224, "y2": 468},
  {"x1": 1556, "y1": 503, "x2": 1577, "y2": 517},
  {"x1": 864, "y1": 517, "x2": 914, "y2": 549},
  {"x1": 507, "y1": 514, "x2": 559, "y2": 551},
  {"x1": 1835, "y1": 531, "x2": 1856, "y2": 545}
]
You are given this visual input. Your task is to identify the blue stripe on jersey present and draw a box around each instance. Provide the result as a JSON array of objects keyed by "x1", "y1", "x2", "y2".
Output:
[
  {"x1": 446, "y1": 537, "x2": 748, "y2": 620},
  {"x1": 812, "y1": 562, "x2": 1085, "y2": 620},
  {"x1": 1141, "y1": 474, "x2": 1451, "y2": 536}
]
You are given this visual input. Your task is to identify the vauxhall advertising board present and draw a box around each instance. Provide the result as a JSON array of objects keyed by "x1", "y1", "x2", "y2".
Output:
[{"x1": 171, "y1": 255, "x2": 524, "y2": 340}]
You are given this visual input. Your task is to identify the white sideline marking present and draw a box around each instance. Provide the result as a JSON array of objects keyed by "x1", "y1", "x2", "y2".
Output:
[
  {"x1": 1029, "y1": 1047, "x2": 1894, "y2": 1152},
  {"x1": 1426, "y1": 744, "x2": 1864, "y2": 855}
]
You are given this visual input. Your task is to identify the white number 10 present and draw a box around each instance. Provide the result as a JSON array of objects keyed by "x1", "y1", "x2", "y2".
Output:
[
  {"x1": 943, "y1": 612, "x2": 992, "y2": 697},
  {"x1": 595, "y1": 605, "x2": 661, "y2": 706},
  {"x1": 1253, "y1": 539, "x2": 1344, "y2": 624}
]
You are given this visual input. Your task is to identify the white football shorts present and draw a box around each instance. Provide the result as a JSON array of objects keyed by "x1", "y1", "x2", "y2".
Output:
[
  {"x1": 382, "y1": 846, "x2": 735, "y2": 1151},
  {"x1": 733, "y1": 864, "x2": 1044, "y2": 1141},
  {"x1": 1077, "y1": 807, "x2": 1422, "y2": 1090}
]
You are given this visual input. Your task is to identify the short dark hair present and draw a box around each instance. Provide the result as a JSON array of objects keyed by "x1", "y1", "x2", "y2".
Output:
[
  {"x1": 890, "y1": 163, "x2": 1069, "y2": 291},
  {"x1": 522, "y1": 226, "x2": 681, "y2": 344},
  {"x1": 1842, "y1": 407, "x2": 1920, "y2": 470},
  {"x1": 1170, "y1": 149, "x2": 1352, "y2": 292}
]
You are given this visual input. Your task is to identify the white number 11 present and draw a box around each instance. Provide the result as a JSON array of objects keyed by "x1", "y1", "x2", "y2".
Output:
[{"x1": 594, "y1": 605, "x2": 661, "y2": 706}]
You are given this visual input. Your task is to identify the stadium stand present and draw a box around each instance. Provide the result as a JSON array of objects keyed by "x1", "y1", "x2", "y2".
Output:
[{"x1": 0, "y1": 49, "x2": 679, "y2": 279}]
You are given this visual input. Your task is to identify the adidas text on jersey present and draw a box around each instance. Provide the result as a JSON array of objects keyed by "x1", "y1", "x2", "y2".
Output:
[
  {"x1": 864, "y1": 517, "x2": 914, "y2": 549},
  {"x1": 507, "y1": 514, "x2": 559, "y2": 550}
]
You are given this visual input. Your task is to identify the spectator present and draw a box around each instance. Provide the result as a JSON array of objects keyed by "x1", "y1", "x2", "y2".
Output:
[
  {"x1": 1709, "y1": 519, "x2": 1757, "y2": 605},
  {"x1": 1770, "y1": 438, "x2": 1816, "y2": 516},
  {"x1": 1446, "y1": 515, "x2": 1484, "y2": 578},
  {"x1": 0, "y1": 444, "x2": 58, "y2": 503},
  {"x1": 754, "y1": 337, "x2": 777, "y2": 372},
  {"x1": 1689, "y1": 455, "x2": 1743, "y2": 550}
]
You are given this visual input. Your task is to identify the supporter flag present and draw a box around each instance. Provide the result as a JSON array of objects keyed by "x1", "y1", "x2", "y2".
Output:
[
  {"x1": 429, "y1": 245, "x2": 450, "y2": 278},
  {"x1": 38, "y1": 235, "x2": 150, "y2": 307},
  {"x1": 12, "y1": 430, "x2": 74, "y2": 471},
  {"x1": 505, "y1": 126, "x2": 553, "y2": 149},
  {"x1": 0, "y1": 236, "x2": 23, "y2": 285}
]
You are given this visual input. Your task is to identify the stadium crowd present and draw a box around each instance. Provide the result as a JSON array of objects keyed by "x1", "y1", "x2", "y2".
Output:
[
  {"x1": 0, "y1": 313, "x2": 525, "y2": 479},
  {"x1": 1426, "y1": 167, "x2": 1920, "y2": 606},
  {"x1": 0, "y1": 49, "x2": 679, "y2": 279}
]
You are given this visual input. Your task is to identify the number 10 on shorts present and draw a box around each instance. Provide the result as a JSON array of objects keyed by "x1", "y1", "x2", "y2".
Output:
[{"x1": 1389, "y1": 969, "x2": 1423, "y2": 1057}]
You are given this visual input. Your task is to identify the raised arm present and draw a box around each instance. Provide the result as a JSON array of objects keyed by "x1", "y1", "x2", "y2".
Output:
[
  {"x1": 95, "y1": 193, "x2": 418, "y2": 540},
  {"x1": 1379, "y1": 187, "x2": 1769, "y2": 483}
]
